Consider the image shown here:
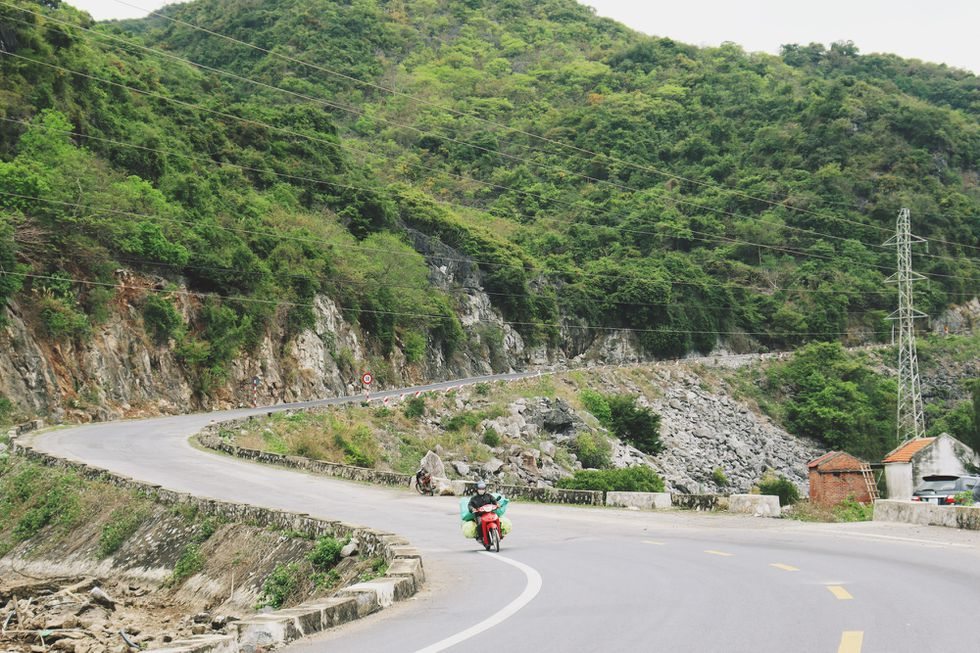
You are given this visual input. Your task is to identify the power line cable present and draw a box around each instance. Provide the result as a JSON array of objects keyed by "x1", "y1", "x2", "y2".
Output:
[
  {"x1": 107, "y1": 0, "x2": 980, "y2": 242},
  {"x1": 1, "y1": 53, "x2": 977, "y2": 286},
  {"x1": 2, "y1": 12, "x2": 977, "y2": 264},
  {"x1": 5, "y1": 186, "x2": 957, "y2": 299},
  {"x1": 3, "y1": 269, "x2": 894, "y2": 338}
]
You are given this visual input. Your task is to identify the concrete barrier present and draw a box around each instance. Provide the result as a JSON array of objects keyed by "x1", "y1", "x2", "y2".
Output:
[
  {"x1": 606, "y1": 491, "x2": 672, "y2": 510},
  {"x1": 728, "y1": 494, "x2": 781, "y2": 517},
  {"x1": 873, "y1": 499, "x2": 980, "y2": 530}
]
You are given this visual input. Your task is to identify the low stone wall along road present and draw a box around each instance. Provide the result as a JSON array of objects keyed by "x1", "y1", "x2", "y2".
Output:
[{"x1": 26, "y1": 373, "x2": 980, "y2": 653}]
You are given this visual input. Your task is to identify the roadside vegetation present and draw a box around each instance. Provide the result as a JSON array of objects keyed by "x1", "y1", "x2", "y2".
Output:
[
  {"x1": 556, "y1": 466, "x2": 665, "y2": 493},
  {"x1": 0, "y1": 455, "x2": 368, "y2": 612},
  {"x1": 786, "y1": 496, "x2": 875, "y2": 523},
  {"x1": 725, "y1": 332, "x2": 979, "y2": 462},
  {"x1": 224, "y1": 370, "x2": 666, "y2": 483},
  {"x1": 755, "y1": 472, "x2": 802, "y2": 506},
  {"x1": 0, "y1": 0, "x2": 976, "y2": 412}
]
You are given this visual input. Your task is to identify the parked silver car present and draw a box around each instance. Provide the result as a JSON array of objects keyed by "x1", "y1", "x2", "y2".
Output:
[{"x1": 912, "y1": 475, "x2": 980, "y2": 505}]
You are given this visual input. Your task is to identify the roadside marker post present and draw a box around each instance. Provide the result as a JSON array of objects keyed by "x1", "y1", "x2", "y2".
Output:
[{"x1": 361, "y1": 371, "x2": 373, "y2": 402}]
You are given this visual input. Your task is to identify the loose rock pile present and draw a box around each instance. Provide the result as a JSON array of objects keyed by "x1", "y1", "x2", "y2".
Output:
[
  {"x1": 642, "y1": 369, "x2": 821, "y2": 493},
  {"x1": 436, "y1": 369, "x2": 821, "y2": 494},
  {"x1": 0, "y1": 576, "x2": 236, "y2": 653}
]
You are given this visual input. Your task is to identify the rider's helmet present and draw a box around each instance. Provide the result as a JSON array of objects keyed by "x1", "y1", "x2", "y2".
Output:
[{"x1": 476, "y1": 480, "x2": 487, "y2": 494}]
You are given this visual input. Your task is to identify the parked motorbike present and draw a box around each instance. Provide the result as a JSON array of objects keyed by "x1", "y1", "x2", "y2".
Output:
[
  {"x1": 412, "y1": 468, "x2": 434, "y2": 495},
  {"x1": 473, "y1": 503, "x2": 502, "y2": 552}
]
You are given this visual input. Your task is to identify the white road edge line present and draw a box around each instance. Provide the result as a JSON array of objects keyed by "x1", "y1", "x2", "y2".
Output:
[{"x1": 413, "y1": 553, "x2": 542, "y2": 653}]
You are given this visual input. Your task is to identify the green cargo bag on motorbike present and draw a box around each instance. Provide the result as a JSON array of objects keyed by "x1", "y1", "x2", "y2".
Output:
[
  {"x1": 459, "y1": 492, "x2": 509, "y2": 522},
  {"x1": 500, "y1": 516, "x2": 512, "y2": 535},
  {"x1": 493, "y1": 493, "x2": 509, "y2": 516},
  {"x1": 459, "y1": 497, "x2": 475, "y2": 521},
  {"x1": 461, "y1": 520, "x2": 478, "y2": 538}
]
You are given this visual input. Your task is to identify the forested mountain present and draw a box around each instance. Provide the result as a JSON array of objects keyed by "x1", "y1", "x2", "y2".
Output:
[{"x1": 0, "y1": 0, "x2": 977, "y2": 411}]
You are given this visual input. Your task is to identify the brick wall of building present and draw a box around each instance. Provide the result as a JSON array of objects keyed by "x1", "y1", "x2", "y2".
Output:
[{"x1": 809, "y1": 470, "x2": 872, "y2": 505}]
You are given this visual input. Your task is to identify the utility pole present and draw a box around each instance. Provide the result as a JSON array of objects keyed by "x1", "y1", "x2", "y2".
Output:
[{"x1": 884, "y1": 208, "x2": 927, "y2": 444}]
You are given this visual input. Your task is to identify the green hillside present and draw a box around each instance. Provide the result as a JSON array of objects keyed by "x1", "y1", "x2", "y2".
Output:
[{"x1": 1, "y1": 0, "x2": 977, "y2": 394}]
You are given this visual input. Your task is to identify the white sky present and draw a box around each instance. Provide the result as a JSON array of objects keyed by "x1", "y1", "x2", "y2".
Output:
[{"x1": 70, "y1": 0, "x2": 980, "y2": 73}]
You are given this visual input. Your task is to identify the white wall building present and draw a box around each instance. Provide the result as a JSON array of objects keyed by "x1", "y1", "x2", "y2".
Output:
[{"x1": 882, "y1": 433, "x2": 980, "y2": 500}]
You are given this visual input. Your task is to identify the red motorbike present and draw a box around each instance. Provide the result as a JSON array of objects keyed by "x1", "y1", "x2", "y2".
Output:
[{"x1": 473, "y1": 503, "x2": 502, "y2": 552}]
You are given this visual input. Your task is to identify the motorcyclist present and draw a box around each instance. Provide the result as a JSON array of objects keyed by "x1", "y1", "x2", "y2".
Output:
[{"x1": 468, "y1": 480, "x2": 497, "y2": 540}]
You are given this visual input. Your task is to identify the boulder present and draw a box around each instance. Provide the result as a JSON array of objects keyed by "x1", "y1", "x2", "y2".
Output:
[
  {"x1": 483, "y1": 458, "x2": 505, "y2": 475},
  {"x1": 89, "y1": 588, "x2": 115, "y2": 611},
  {"x1": 519, "y1": 451, "x2": 539, "y2": 474},
  {"x1": 340, "y1": 539, "x2": 359, "y2": 558},
  {"x1": 541, "y1": 400, "x2": 576, "y2": 432},
  {"x1": 451, "y1": 460, "x2": 470, "y2": 476},
  {"x1": 420, "y1": 451, "x2": 446, "y2": 478},
  {"x1": 539, "y1": 441, "x2": 556, "y2": 458}
]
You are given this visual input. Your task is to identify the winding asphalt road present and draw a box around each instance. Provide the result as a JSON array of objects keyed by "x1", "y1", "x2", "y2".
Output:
[{"x1": 27, "y1": 372, "x2": 980, "y2": 653}]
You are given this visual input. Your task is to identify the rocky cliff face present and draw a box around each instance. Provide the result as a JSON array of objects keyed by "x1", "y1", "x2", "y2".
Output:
[{"x1": 0, "y1": 265, "x2": 651, "y2": 423}]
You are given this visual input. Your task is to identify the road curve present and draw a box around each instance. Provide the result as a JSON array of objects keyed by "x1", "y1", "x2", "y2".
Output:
[{"x1": 28, "y1": 374, "x2": 980, "y2": 653}]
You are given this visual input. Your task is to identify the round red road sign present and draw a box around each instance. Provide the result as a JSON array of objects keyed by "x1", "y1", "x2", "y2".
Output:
[{"x1": 361, "y1": 372, "x2": 373, "y2": 386}]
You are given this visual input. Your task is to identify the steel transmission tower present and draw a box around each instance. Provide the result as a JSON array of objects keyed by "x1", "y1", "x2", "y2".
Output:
[{"x1": 884, "y1": 208, "x2": 927, "y2": 444}]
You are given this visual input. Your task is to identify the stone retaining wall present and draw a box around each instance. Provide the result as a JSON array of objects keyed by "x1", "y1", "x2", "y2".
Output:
[
  {"x1": 456, "y1": 480, "x2": 604, "y2": 506},
  {"x1": 10, "y1": 428, "x2": 424, "y2": 653},
  {"x1": 671, "y1": 493, "x2": 725, "y2": 511},
  {"x1": 201, "y1": 417, "x2": 605, "y2": 505},
  {"x1": 873, "y1": 499, "x2": 980, "y2": 530}
]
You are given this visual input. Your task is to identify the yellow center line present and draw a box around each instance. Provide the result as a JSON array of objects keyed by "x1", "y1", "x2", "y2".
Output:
[
  {"x1": 837, "y1": 631, "x2": 863, "y2": 653},
  {"x1": 642, "y1": 540, "x2": 665, "y2": 545},
  {"x1": 770, "y1": 563, "x2": 799, "y2": 572},
  {"x1": 826, "y1": 585, "x2": 853, "y2": 600},
  {"x1": 704, "y1": 549, "x2": 734, "y2": 557}
]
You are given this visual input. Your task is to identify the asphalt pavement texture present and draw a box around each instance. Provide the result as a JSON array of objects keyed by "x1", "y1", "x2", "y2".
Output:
[{"x1": 29, "y1": 375, "x2": 980, "y2": 653}]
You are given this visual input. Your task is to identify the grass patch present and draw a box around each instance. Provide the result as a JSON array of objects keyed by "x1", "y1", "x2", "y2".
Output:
[
  {"x1": 787, "y1": 496, "x2": 874, "y2": 522},
  {"x1": 307, "y1": 536, "x2": 344, "y2": 571},
  {"x1": 257, "y1": 562, "x2": 302, "y2": 609},
  {"x1": 167, "y1": 543, "x2": 205, "y2": 586},
  {"x1": 357, "y1": 557, "x2": 388, "y2": 582},
  {"x1": 98, "y1": 505, "x2": 149, "y2": 557}
]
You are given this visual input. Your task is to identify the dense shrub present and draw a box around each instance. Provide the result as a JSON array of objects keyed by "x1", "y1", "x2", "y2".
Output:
[
  {"x1": 482, "y1": 427, "x2": 500, "y2": 447},
  {"x1": 756, "y1": 474, "x2": 801, "y2": 506},
  {"x1": 556, "y1": 466, "x2": 665, "y2": 492},
  {"x1": 403, "y1": 396, "x2": 426, "y2": 419},
  {"x1": 766, "y1": 342, "x2": 896, "y2": 460},
  {"x1": 142, "y1": 294, "x2": 184, "y2": 344},
  {"x1": 257, "y1": 563, "x2": 301, "y2": 609},
  {"x1": 571, "y1": 431, "x2": 612, "y2": 469},
  {"x1": 606, "y1": 395, "x2": 663, "y2": 455},
  {"x1": 402, "y1": 331, "x2": 426, "y2": 363},
  {"x1": 307, "y1": 536, "x2": 343, "y2": 571},
  {"x1": 38, "y1": 296, "x2": 89, "y2": 339},
  {"x1": 579, "y1": 389, "x2": 612, "y2": 424},
  {"x1": 711, "y1": 468, "x2": 729, "y2": 487},
  {"x1": 445, "y1": 411, "x2": 482, "y2": 431},
  {"x1": 0, "y1": 396, "x2": 13, "y2": 427}
]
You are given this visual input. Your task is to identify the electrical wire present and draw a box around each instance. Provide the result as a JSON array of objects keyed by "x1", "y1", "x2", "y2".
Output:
[
  {"x1": 3, "y1": 269, "x2": 895, "y2": 338},
  {"x1": 107, "y1": 0, "x2": 980, "y2": 243},
  {"x1": 2, "y1": 8, "x2": 978, "y2": 263}
]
